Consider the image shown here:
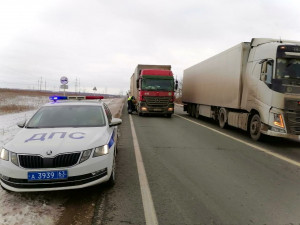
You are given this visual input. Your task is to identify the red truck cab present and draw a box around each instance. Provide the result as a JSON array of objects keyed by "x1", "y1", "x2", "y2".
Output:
[{"x1": 136, "y1": 69, "x2": 177, "y2": 117}]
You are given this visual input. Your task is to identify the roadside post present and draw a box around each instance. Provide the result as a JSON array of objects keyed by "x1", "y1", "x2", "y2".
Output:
[{"x1": 60, "y1": 76, "x2": 68, "y2": 96}]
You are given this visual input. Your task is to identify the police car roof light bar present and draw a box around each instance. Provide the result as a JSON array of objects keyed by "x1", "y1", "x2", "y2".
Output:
[
  {"x1": 86, "y1": 96, "x2": 104, "y2": 100},
  {"x1": 49, "y1": 96, "x2": 68, "y2": 101},
  {"x1": 49, "y1": 95, "x2": 104, "y2": 101}
]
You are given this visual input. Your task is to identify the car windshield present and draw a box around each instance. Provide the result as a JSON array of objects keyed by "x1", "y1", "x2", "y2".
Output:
[
  {"x1": 26, "y1": 105, "x2": 106, "y2": 128},
  {"x1": 276, "y1": 58, "x2": 300, "y2": 79},
  {"x1": 142, "y1": 79, "x2": 174, "y2": 91}
]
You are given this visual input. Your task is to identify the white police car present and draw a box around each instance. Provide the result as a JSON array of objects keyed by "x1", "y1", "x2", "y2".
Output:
[{"x1": 0, "y1": 96, "x2": 122, "y2": 192}]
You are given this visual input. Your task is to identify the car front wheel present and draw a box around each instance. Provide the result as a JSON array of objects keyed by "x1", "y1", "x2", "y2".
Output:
[{"x1": 106, "y1": 154, "x2": 116, "y2": 187}]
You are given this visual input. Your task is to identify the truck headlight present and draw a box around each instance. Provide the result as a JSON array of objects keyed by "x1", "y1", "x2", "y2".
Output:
[
  {"x1": 273, "y1": 114, "x2": 284, "y2": 128},
  {"x1": 79, "y1": 149, "x2": 92, "y2": 163},
  {"x1": 11, "y1": 152, "x2": 19, "y2": 166},
  {"x1": 0, "y1": 148, "x2": 9, "y2": 161},
  {"x1": 93, "y1": 145, "x2": 109, "y2": 157}
]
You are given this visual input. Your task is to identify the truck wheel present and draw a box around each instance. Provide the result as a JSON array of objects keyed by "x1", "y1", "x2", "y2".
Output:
[
  {"x1": 249, "y1": 114, "x2": 262, "y2": 141},
  {"x1": 192, "y1": 105, "x2": 197, "y2": 118},
  {"x1": 191, "y1": 105, "x2": 195, "y2": 117},
  {"x1": 218, "y1": 108, "x2": 227, "y2": 129},
  {"x1": 187, "y1": 104, "x2": 192, "y2": 116}
]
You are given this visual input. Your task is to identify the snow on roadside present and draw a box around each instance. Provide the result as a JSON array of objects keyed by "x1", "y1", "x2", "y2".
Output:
[
  {"x1": 0, "y1": 98, "x2": 124, "y2": 225},
  {"x1": 0, "y1": 110, "x2": 37, "y2": 146},
  {"x1": 0, "y1": 96, "x2": 48, "y2": 109}
]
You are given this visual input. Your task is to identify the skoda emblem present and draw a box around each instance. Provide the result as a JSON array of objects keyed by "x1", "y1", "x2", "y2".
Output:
[{"x1": 46, "y1": 150, "x2": 53, "y2": 156}]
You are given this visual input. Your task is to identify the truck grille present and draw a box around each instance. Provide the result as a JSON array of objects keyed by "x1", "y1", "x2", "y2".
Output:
[
  {"x1": 144, "y1": 96, "x2": 171, "y2": 107},
  {"x1": 285, "y1": 99, "x2": 300, "y2": 135},
  {"x1": 19, "y1": 153, "x2": 81, "y2": 169}
]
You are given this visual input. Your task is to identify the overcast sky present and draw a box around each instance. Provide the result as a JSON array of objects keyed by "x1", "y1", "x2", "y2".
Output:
[{"x1": 0, "y1": 0, "x2": 300, "y2": 94}]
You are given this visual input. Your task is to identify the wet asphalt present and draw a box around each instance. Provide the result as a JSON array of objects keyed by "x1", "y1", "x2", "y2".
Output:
[{"x1": 60, "y1": 104, "x2": 300, "y2": 225}]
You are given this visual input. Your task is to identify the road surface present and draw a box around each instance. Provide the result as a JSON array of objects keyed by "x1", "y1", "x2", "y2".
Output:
[{"x1": 57, "y1": 104, "x2": 300, "y2": 225}]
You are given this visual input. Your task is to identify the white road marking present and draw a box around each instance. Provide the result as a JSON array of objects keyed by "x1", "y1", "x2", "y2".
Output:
[
  {"x1": 175, "y1": 114, "x2": 300, "y2": 168},
  {"x1": 129, "y1": 115, "x2": 159, "y2": 225}
]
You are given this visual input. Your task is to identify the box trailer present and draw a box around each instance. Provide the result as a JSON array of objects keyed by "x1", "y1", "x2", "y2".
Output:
[{"x1": 182, "y1": 38, "x2": 300, "y2": 141}]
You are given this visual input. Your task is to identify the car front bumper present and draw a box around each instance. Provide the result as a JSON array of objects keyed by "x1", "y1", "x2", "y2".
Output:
[{"x1": 0, "y1": 153, "x2": 113, "y2": 192}]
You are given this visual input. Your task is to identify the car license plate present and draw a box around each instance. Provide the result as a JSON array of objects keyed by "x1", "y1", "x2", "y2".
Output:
[
  {"x1": 28, "y1": 170, "x2": 68, "y2": 181},
  {"x1": 153, "y1": 108, "x2": 162, "y2": 112}
]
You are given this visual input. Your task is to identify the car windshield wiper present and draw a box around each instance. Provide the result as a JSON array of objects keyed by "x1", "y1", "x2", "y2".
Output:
[{"x1": 26, "y1": 126, "x2": 40, "y2": 129}]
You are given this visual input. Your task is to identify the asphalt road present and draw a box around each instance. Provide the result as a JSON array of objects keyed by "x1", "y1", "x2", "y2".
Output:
[{"x1": 59, "y1": 104, "x2": 300, "y2": 225}]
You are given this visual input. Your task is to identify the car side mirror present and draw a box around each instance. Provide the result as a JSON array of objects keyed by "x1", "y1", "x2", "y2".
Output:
[
  {"x1": 109, "y1": 118, "x2": 122, "y2": 127},
  {"x1": 136, "y1": 79, "x2": 139, "y2": 89},
  {"x1": 17, "y1": 119, "x2": 26, "y2": 128}
]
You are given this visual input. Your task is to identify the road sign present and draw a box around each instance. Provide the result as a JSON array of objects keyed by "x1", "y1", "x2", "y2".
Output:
[
  {"x1": 60, "y1": 84, "x2": 68, "y2": 89},
  {"x1": 60, "y1": 76, "x2": 68, "y2": 85}
]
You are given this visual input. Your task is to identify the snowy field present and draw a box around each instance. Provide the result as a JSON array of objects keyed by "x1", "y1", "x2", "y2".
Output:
[{"x1": 0, "y1": 96, "x2": 124, "y2": 225}]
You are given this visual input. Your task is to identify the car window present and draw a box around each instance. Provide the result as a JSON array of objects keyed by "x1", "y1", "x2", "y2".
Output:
[{"x1": 26, "y1": 105, "x2": 106, "y2": 128}]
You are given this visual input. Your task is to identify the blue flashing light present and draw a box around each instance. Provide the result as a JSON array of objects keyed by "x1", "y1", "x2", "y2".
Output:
[{"x1": 49, "y1": 96, "x2": 68, "y2": 101}]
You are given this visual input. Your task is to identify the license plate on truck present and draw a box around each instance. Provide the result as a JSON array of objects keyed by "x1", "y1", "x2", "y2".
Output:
[
  {"x1": 28, "y1": 170, "x2": 68, "y2": 181},
  {"x1": 153, "y1": 108, "x2": 162, "y2": 112}
]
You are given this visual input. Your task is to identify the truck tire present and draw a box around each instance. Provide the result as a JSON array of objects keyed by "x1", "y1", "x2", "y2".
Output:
[
  {"x1": 191, "y1": 105, "x2": 195, "y2": 117},
  {"x1": 192, "y1": 105, "x2": 198, "y2": 118},
  {"x1": 195, "y1": 105, "x2": 199, "y2": 118},
  {"x1": 249, "y1": 114, "x2": 262, "y2": 141},
  {"x1": 218, "y1": 108, "x2": 227, "y2": 129},
  {"x1": 187, "y1": 104, "x2": 192, "y2": 116}
]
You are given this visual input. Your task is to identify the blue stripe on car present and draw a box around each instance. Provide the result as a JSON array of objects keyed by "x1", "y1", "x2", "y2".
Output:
[{"x1": 108, "y1": 131, "x2": 115, "y2": 148}]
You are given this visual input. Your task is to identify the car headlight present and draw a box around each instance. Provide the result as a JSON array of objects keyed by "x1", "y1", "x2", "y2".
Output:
[
  {"x1": 93, "y1": 145, "x2": 109, "y2": 157},
  {"x1": 0, "y1": 148, "x2": 9, "y2": 161},
  {"x1": 79, "y1": 149, "x2": 92, "y2": 163},
  {"x1": 11, "y1": 152, "x2": 19, "y2": 166}
]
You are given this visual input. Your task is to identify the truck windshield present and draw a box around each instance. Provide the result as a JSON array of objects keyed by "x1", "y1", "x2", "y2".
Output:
[
  {"x1": 142, "y1": 79, "x2": 174, "y2": 91},
  {"x1": 276, "y1": 58, "x2": 300, "y2": 80},
  {"x1": 26, "y1": 105, "x2": 106, "y2": 128}
]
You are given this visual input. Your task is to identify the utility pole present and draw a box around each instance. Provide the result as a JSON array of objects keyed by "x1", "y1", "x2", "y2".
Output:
[
  {"x1": 75, "y1": 77, "x2": 78, "y2": 93},
  {"x1": 79, "y1": 78, "x2": 80, "y2": 93}
]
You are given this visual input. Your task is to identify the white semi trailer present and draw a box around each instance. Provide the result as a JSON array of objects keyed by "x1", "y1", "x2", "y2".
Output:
[{"x1": 182, "y1": 38, "x2": 300, "y2": 141}]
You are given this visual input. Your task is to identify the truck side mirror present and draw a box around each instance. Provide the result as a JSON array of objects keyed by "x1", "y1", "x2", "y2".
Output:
[
  {"x1": 260, "y1": 74, "x2": 267, "y2": 82},
  {"x1": 175, "y1": 80, "x2": 178, "y2": 90},
  {"x1": 136, "y1": 79, "x2": 139, "y2": 89}
]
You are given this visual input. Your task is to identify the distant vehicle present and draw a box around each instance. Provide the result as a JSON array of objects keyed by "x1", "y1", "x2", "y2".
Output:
[
  {"x1": 0, "y1": 96, "x2": 122, "y2": 192},
  {"x1": 130, "y1": 64, "x2": 178, "y2": 117},
  {"x1": 182, "y1": 38, "x2": 300, "y2": 141}
]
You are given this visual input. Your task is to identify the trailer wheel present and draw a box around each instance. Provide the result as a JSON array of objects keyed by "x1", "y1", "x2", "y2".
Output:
[
  {"x1": 192, "y1": 105, "x2": 198, "y2": 118},
  {"x1": 249, "y1": 114, "x2": 262, "y2": 141},
  {"x1": 218, "y1": 108, "x2": 227, "y2": 129},
  {"x1": 191, "y1": 105, "x2": 196, "y2": 118},
  {"x1": 188, "y1": 104, "x2": 192, "y2": 116}
]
